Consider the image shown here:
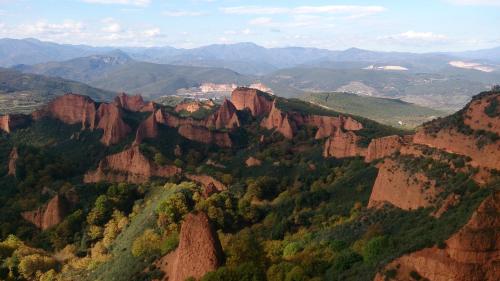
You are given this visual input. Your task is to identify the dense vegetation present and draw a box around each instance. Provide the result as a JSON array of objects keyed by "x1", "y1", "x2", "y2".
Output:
[{"x1": 0, "y1": 93, "x2": 498, "y2": 281}]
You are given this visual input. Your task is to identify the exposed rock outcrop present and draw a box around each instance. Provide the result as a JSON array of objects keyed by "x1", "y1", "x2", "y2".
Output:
[
  {"x1": 323, "y1": 129, "x2": 366, "y2": 158},
  {"x1": 374, "y1": 192, "x2": 500, "y2": 281},
  {"x1": 114, "y1": 93, "x2": 147, "y2": 112},
  {"x1": 231, "y1": 87, "x2": 273, "y2": 117},
  {"x1": 365, "y1": 135, "x2": 409, "y2": 162},
  {"x1": 33, "y1": 94, "x2": 132, "y2": 146},
  {"x1": 413, "y1": 128, "x2": 500, "y2": 170},
  {"x1": 134, "y1": 112, "x2": 158, "y2": 145},
  {"x1": 246, "y1": 157, "x2": 262, "y2": 167},
  {"x1": 205, "y1": 99, "x2": 240, "y2": 130},
  {"x1": 84, "y1": 146, "x2": 181, "y2": 184},
  {"x1": 21, "y1": 195, "x2": 69, "y2": 230},
  {"x1": 158, "y1": 212, "x2": 223, "y2": 281},
  {"x1": 174, "y1": 100, "x2": 214, "y2": 113},
  {"x1": 0, "y1": 114, "x2": 30, "y2": 133},
  {"x1": 431, "y1": 193, "x2": 461, "y2": 218},
  {"x1": 7, "y1": 147, "x2": 18, "y2": 176},
  {"x1": 463, "y1": 93, "x2": 499, "y2": 135},
  {"x1": 261, "y1": 100, "x2": 295, "y2": 139},
  {"x1": 178, "y1": 125, "x2": 232, "y2": 148},
  {"x1": 186, "y1": 174, "x2": 227, "y2": 198},
  {"x1": 368, "y1": 159, "x2": 439, "y2": 210},
  {"x1": 96, "y1": 103, "x2": 131, "y2": 146},
  {"x1": 33, "y1": 93, "x2": 97, "y2": 129}
]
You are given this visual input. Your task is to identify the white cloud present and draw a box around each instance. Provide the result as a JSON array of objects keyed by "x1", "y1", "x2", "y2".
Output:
[
  {"x1": 101, "y1": 18, "x2": 121, "y2": 33},
  {"x1": 222, "y1": 5, "x2": 385, "y2": 17},
  {"x1": 445, "y1": 0, "x2": 500, "y2": 6},
  {"x1": 162, "y1": 10, "x2": 205, "y2": 17},
  {"x1": 81, "y1": 0, "x2": 150, "y2": 6},
  {"x1": 249, "y1": 17, "x2": 273, "y2": 25},
  {"x1": 143, "y1": 27, "x2": 160, "y2": 37},
  {"x1": 18, "y1": 20, "x2": 85, "y2": 36},
  {"x1": 393, "y1": 31, "x2": 448, "y2": 41}
]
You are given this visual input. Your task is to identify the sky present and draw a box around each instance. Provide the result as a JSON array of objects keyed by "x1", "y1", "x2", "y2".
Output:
[{"x1": 0, "y1": 0, "x2": 499, "y2": 52}]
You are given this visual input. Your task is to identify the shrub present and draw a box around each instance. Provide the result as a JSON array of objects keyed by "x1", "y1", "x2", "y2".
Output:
[
  {"x1": 18, "y1": 254, "x2": 58, "y2": 279},
  {"x1": 282, "y1": 242, "x2": 303, "y2": 259},
  {"x1": 363, "y1": 236, "x2": 392, "y2": 264},
  {"x1": 160, "y1": 232, "x2": 179, "y2": 255},
  {"x1": 131, "y1": 229, "x2": 162, "y2": 257}
]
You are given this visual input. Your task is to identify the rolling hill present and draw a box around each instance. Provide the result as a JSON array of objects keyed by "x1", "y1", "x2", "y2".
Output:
[{"x1": 303, "y1": 92, "x2": 446, "y2": 128}]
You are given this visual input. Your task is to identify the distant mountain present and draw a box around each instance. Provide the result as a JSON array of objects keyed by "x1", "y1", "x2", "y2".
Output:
[
  {"x1": 303, "y1": 92, "x2": 446, "y2": 128},
  {"x1": 0, "y1": 67, "x2": 114, "y2": 114},
  {"x1": 15, "y1": 52, "x2": 253, "y2": 98},
  {"x1": 0, "y1": 38, "x2": 111, "y2": 67},
  {"x1": 450, "y1": 46, "x2": 500, "y2": 63}
]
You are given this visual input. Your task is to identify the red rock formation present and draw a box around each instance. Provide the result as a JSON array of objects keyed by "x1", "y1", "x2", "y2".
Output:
[
  {"x1": 245, "y1": 157, "x2": 262, "y2": 167},
  {"x1": 206, "y1": 99, "x2": 240, "y2": 130},
  {"x1": 186, "y1": 174, "x2": 227, "y2": 198},
  {"x1": 174, "y1": 100, "x2": 214, "y2": 113},
  {"x1": 368, "y1": 159, "x2": 439, "y2": 210},
  {"x1": 463, "y1": 93, "x2": 500, "y2": 135},
  {"x1": 114, "y1": 93, "x2": 147, "y2": 112},
  {"x1": 158, "y1": 212, "x2": 223, "y2": 281},
  {"x1": 0, "y1": 114, "x2": 30, "y2": 133},
  {"x1": 7, "y1": 147, "x2": 18, "y2": 176},
  {"x1": 231, "y1": 87, "x2": 273, "y2": 117},
  {"x1": 134, "y1": 112, "x2": 158, "y2": 145},
  {"x1": 21, "y1": 195, "x2": 69, "y2": 230},
  {"x1": 261, "y1": 100, "x2": 295, "y2": 139},
  {"x1": 365, "y1": 135, "x2": 408, "y2": 162},
  {"x1": 323, "y1": 129, "x2": 366, "y2": 158},
  {"x1": 84, "y1": 146, "x2": 181, "y2": 184},
  {"x1": 33, "y1": 93, "x2": 97, "y2": 129},
  {"x1": 178, "y1": 124, "x2": 232, "y2": 148},
  {"x1": 374, "y1": 192, "x2": 500, "y2": 281},
  {"x1": 413, "y1": 128, "x2": 500, "y2": 170},
  {"x1": 96, "y1": 103, "x2": 131, "y2": 146},
  {"x1": 432, "y1": 194, "x2": 461, "y2": 218}
]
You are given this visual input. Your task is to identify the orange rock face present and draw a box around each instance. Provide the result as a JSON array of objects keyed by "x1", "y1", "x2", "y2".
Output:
[
  {"x1": 84, "y1": 146, "x2": 181, "y2": 184},
  {"x1": 374, "y1": 192, "x2": 500, "y2": 281},
  {"x1": 21, "y1": 195, "x2": 69, "y2": 230},
  {"x1": 245, "y1": 157, "x2": 262, "y2": 167},
  {"x1": 413, "y1": 128, "x2": 500, "y2": 170},
  {"x1": 186, "y1": 174, "x2": 227, "y2": 198},
  {"x1": 7, "y1": 147, "x2": 18, "y2": 177},
  {"x1": 158, "y1": 212, "x2": 223, "y2": 281},
  {"x1": 0, "y1": 114, "x2": 30, "y2": 133},
  {"x1": 261, "y1": 100, "x2": 295, "y2": 139},
  {"x1": 134, "y1": 112, "x2": 158, "y2": 145},
  {"x1": 178, "y1": 124, "x2": 232, "y2": 148},
  {"x1": 205, "y1": 99, "x2": 240, "y2": 130},
  {"x1": 323, "y1": 129, "x2": 366, "y2": 158},
  {"x1": 33, "y1": 93, "x2": 98, "y2": 129},
  {"x1": 368, "y1": 159, "x2": 439, "y2": 210},
  {"x1": 96, "y1": 103, "x2": 131, "y2": 146},
  {"x1": 231, "y1": 87, "x2": 273, "y2": 117},
  {"x1": 114, "y1": 93, "x2": 147, "y2": 112},
  {"x1": 365, "y1": 135, "x2": 408, "y2": 162},
  {"x1": 464, "y1": 93, "x2": 499, "y2": 135}
]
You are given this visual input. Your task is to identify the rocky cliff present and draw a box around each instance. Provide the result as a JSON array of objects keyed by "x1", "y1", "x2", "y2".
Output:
[
  {"x1": 463, "y1": 92, "x2": 499, "y2": 135},
  {"x1": 21, "y1": 195, "x2": 69, "y2": 230},
  {"x1": 261, "y1": 100, "x2": 295, "y2": 139},
  {"x1": 96, "y1": 103, "x2": 131, "y2": 146},
  {"x1": 178, "y1": 125, "x2": 232, "y2": 148},
  {"x1": 33, "y1": 93, "x2": 98, "y2": 129},
  {"x1": 7, "y1": 147, "x2": 18, "y2": 176},
  {"x1": 368, "y1": 159, "x2": 440, "y2": 210},
  {"x1": 231, "y1": 87, "x2": 273, "y2": 117},
  {"x1": 323, "y1": 129, "x2": 366, "y2": 158},
  {"x1": 205, "y1": 99, "x2": 240, "y2": 130},
  {"x1": 114, "y1": 93, "x2": 147, "y2": 112},
  {"x1": 134, "y1": 112, "x2": 158, "y2": 144},
  {"x1": 0, "y1": 114, "x2": 30, "y2": 133},
  {"x1": 186, "y1": 174, "x2": 227, "y2": 198},
  {"x1": 84, "y1": 145, "x2": 181, "y2": 184},
  {"x1": 32, "y1": 93, "x2": 132, "y2": 145},
  {"x1": 158, "y1": 212, "x2": 223, "y2": 281},
  {"x1": 365, "y1": 135, "x2": 410, "y2": 162},
  {"x1": 374, "y1": 192, "x2": 500, "y2": 281}
]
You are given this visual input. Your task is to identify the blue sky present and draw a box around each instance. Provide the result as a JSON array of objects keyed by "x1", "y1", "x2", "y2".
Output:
[{"x1": 0, "y1": 0, "x2": 499, "y2": 51}]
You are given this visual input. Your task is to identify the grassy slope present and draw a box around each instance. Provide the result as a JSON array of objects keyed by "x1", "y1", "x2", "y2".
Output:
[
  {"x1": 303, "y1": 92, "x2": 446, "y2": 128},
  {"x1": 0, "y1": 68, "x2": 115, "y2": 114}
]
